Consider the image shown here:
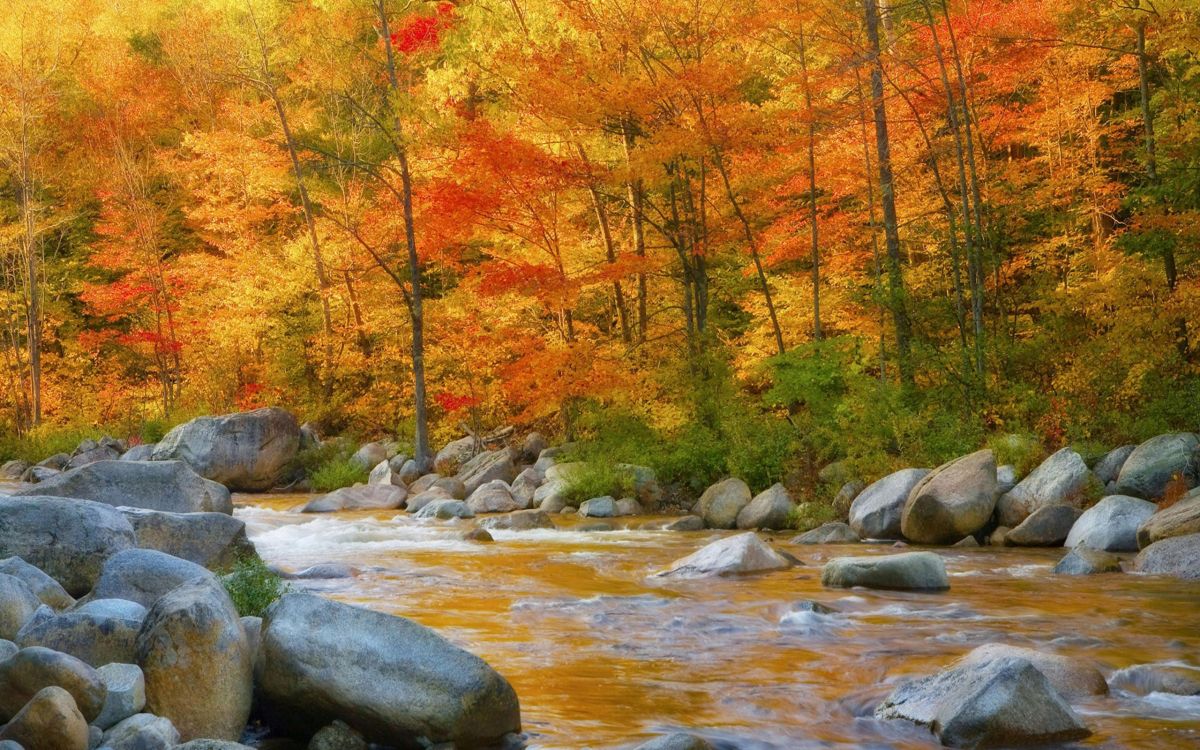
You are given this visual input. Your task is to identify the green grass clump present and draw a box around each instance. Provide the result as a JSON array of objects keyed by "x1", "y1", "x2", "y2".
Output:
[
  {"x1": 560, "y1": 461, "x2": 635, "y2": 506},
  {"x1": 986, "y1": 433, "x2": 1046, "y2": 476},
  {"x1": 222, "y1": 556, "x2": 288, "y2": 618},
  {"x1": 309, "y1": 457, "x2": 368, "y2": 493},
  {"x1": 787, "y1": 502, "x2": 835, "y2": 532},
  {"x1": 0, "y1": 426, "x2": 102, "y2": 463}
]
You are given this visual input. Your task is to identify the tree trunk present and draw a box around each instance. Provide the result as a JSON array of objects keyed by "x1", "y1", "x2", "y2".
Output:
[
  {"x1": 18, "y1": 101, "x2": 41, "y2": 427},
  {"x1": 798, "y1": 25, "x2": 822, "y2": 341},
  {"x1": 577, "y1": 144, "x2": 631, "y2": 342},
  {"x1": 621, "y1": 119, "x2": 648, "y2": 341}
]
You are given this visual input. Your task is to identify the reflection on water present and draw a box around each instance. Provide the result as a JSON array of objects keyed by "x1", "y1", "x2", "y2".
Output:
[{"x1": 237, "y1": 494, "x2": 1200, "y2": 749}]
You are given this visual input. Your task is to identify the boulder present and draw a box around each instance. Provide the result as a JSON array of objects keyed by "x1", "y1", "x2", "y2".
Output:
[
  {"x1": 958, "y1": 643, "x2": 1107, "y2": 698},
  {"x1": 479, "y1": 509, "x2": 553, "y2": 531},
  {"x1": 0, "y1": 497, "x2": 136, "y2": 597},
  {"x1": 831, "y1": 480, "x2": 865, "y2": 521},
  {"x1": 301, "y1": 485, "x2": 406, "y2": 513},
  {"x1": 135, "y1": 580, "x2": 253, "y2": 741},
  {"x1": 12, "y1": 460, "x2": 231, "y2": 515},
  {"x1": 1004, "y1": 504, "x2": 1083, "y2": 547},
  {"x1": 19, "y1": 465, "x2": 59, "y2": 483},
  {"x1": 996, "y1": 448, "x2": 1093, "y2": 528},
  {"x1": 1109, "y1": 664, "x2": 1200, "y2": 696},
  {"x1": 0, "y1": 574, "x2": 40, "y2": 641},
  {"x1": 66, "y1": 444, "x2": 121, "y2": 470},
  {"x1": 615, "y1": 498, "x2": 643, "y2": 516},
  {"x1": 36, "y1": 453, "x2": 70, "y2": 470},
  {"x1": 92, "y1": 550, "x2": 216, "y2": 609},
  {"x1": 151, "y1": 408, "x2": 301, "y2": 491},
  {"x1": 0, "y1": 460, "x2": 28, "y2": 481},
  {"x1": 520, "y1": 433, "x2": 548, "y2": 464},
  {"x1": 466, "y1": 481, "x2": 520, "y2": 514},
  {"x1": 632, "y1": 734, "x2": 714, "y2": 750},
  {"x1": 120, "y1": 443, "x2": 157, "y2": 462},
  {"x1": 848, "y1": 468, "x2": 929, "y2": 540},
  {"x1": 76, "y1": 598, "x2": 148, "y2": 620},
  {"x1": 1137, "y1": 488, "x2": 1200, "y2": 547},
  {"x1": 821, "y1": 552, "x2": 948, "y2": 591},
  {"x1": 100, "y1": 713, "x2": 179, "y2": 750},
  {"x1": 736, "y1": 483, "x2": 794, "y2": 530},
  {"x1": 434, "y1": 437, "x2": 477, "y2": 476},
  {"x1": 15, "y1": 606, "x2": 142, "y2": 667},
  {"x1": 409, "y1": 474, "x2": 466, "y2": 499},
  {"x1": 350, "y1": 443, "x2": 388, "y2": 471},
  {"x1": 1132, "y1": 533, "x2": 1200, "y2": 580},
  {"x1": 1094, "y1": 445, "x2": 1136, "y2": 485},
  {"x1": 875, "y1": 657, "x2": 1091, "y2": 748},
  {"x1": 118, "y1": 509, "x2": 255, "y2": 570},
  {"x1": 534, "y1": 482, "x2": 568, "y2": 513},
  {"x1": 0, "y1": 685, "x2": 89, "y2": 750},
  {"x1": 793, "y1": 522, "x2": 860, "y2": 545},
  {"x1": 663, "y1": 516, "x2": 705, "y2": 532},
  {"x1": 996, "y1": 464, "x2": 1017, "y2": 495},
  {"x1": 1065, "y1": 495, "x2": 1157, "y2": 552},
  {"x1": 256, "y1": 593, "x2": 521, "y2": 745},
  {"x1": 414, "y1": 499, "x2": 474, "y2": 520},
  {"x1": 461, "y1": 528, "x2": 493, "y2": 543},
  {"x1": 658, "y1": 533, "x2": 792, "y2": 578},
  {"x1": 509, "y1": 468, "x2": 542, "y2": 509},
  {"x1": 0, "y1": 639, "x2": 15, "y2": 662},
  {"x1": 901, "y1": 450, "x2": 999, "y2": 545},
  {"x1": 367, "y1": 460, "x2": 402, "y2": 487},
  {"x1": 95, "y1": 663, "x2": 146, "y2": 730},
  {"x1": 578, "y1": 496, "x2": 616, "y2": 518},
  {"x1": 0, "y1": 646, "x2": 106, "y2": 723},
  {"x1": 1053, "y1": 546, "x2": 1122, "y2": 575},
  {"x1": 396, "y1": 459, "x2": 422, "y2": 486},
  {"x1": 405, "y1": 487, "x2": 454, "y2": 514},
  {"x1": 455, "y1": 451, "x2": 517, "y2": 497},
  {"x1": 1114, "y1": 432, "x2": 1200, "y2": 500},
  {"x1": 616, "y1": 464, "x2": 663, "y2": 508},
  {"x1": 309, "y1": 720, "x2": 368, "y2": 750},
  {"x1": 695, "y1": 478, "x2": 752, "y2": 530}
]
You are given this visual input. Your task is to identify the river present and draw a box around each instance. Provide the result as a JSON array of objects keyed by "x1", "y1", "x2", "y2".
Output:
[{"x1": 236, "y1": 494, "x2": 1200, "y2": 749}]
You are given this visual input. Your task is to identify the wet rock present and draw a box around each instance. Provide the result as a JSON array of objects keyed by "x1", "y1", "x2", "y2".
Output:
[
  {"x1": 875, "y1": 656, "x2": 1091, "y2": 748},
  {"x1": 1132, "y1": 533, "x2": 1200, "y2": 580},
  {"x1": 579, "y1": 496, "x2": 616, "y2": 518},
  {"x1": 120, "y1": 444, "x2": 156, "y2": 462},
  {"x1": 952, "y1": 535, "x2": 980, "y2": 547},
  {"x1": 996, "y1": 464, "x2": 1017, "y2": 495},
  {"x1": 664, "y1": 516, "x2": 705, "y2": 532},
  {"x1": 509, "y1": 468, "x2": 543, "y2": 509},
  {"x1": 792, "y1": 522, "x2": 860, "y2": 545},
  {"x1": 832, "y1": 480, "x2": 865, "y2": 522},
  {"x1": 118, "y1": 509, "x2": 255, "y2": 571},
  {"x1": 0, "y1": 646, "x2": 106, "y2": 723},
  {"x1": 95, "y1": 663, "x2": 145, "y2": 730},
  {"x1": 309, "y1": 719, "x2": 368, "y2": 750},
  {"x1": 1065, "y1": 495, "x2": 1157, "y2": 552},
  {"x1": 1115, "y1": 432, "x2": 1200, "y2": 500},
  {"x1": 659, "y1": 533, "x2": 792, "y2": 578},
  {"x1": 0, "y1": 497, "x2": 136, "y2": 597},
  {"x1": 92, "y1": 550, "x2": 216, "y2": 608},
  {"x1": 467, "y1": 481, "x2": 521, "y2": 514},
  {"x1": 302, "y1": 484, "x2": 407, "y2": 513},
  {"x1": 135, "y1": 580, "x2": 253, "y2": 741},
  {"x1": 367, "y1": 460, "x2": 402, "y2": 487},
  {"x1": 351, "y1": 443, "x2": 388, "y2": 471},
  {"x1": 256, "y1": 593, "x2": 521, "y2": 746},
  {"x1": 1094, "y1": 445, "x2": 1136, "y2": 485},
  {"x1": 151, "y1": 408, "x2": 301, "y2": 491},
  {"x1": 996, "y1": 448, "x2": 1093, "y2": 528},
  {"x1": 1004, "y1": 504, "x2": 1083, "y2": 547},
  {"x1": 1053, "y1": 546, "x2": 1122, "y2": 575},
  {"x1": 434, "y1": 437, "x2": 477, "y2": 476},
  {"x1": 461, "y1": 528, "x2": 493, "y2": 543},
  {"x1": 100, "y1": 713, "x2": 179, "y2": 750},
  {"x1": 695, "y1": 478, "x2": 752, "y2": 530},
  {"x1": 901, "y1": 450, "x2": 999, "y2": 545},
  {"x1": 405, "y1": 487, "x2": 453, "y2": 514},
  {"x1": 15, "y1": 605, "x2": 141, "y2": 667},
  {"x1": 616, "y1": 464, "x2": 662, "y2": 508},
  {"x1": 578, "y1": 522, "x2": 613, "y2": 532},
  {"x1": 849, "y1": 468, "x2": 929, "y2": 541},
  {"x1": 456, "y1": 450, "x2": 516, "y2": 497},
  {"x1": 1137, "y1": 488, "x2": 1200, "y2": 547},
  {"x1": 413, "y1": 499, "x2": 474, "y2": 520},
  {"x1": 0, "y1": 685, "x2": 89, "y2": 750},
  {"x1": 0, "y1": 574, "x2": 40, "y2": 641},
  {"x1": 631, "y1": 734, "x2": 714, "y2": 750},
  {"x1": 396, "y1": 459, "x2": 422, "y2": 486},
  {"x1": 821, "y1": 552, "x2": 949, "y2": 591},
  {"x1": 1109, "y1": 664, "x2": 1200, "y2": 696},
  {"x1": 520, "y1": 433, "x2": 548, "y2": 465},
  {"x1": 959, "y1": 643, "x2": 1107, "y2": 698},
  {"x1": 480, "y1": 510, "x2": 553, "y2": 531},
  {"x1": 12, "y1": 460, "x2": 232, "y2": 515},
  {"x1": 615, "y1": 498, "x2": 643, "y2": 516},
  {"x1": 736, "y1": 483, "x2": 794, "y2": 531},
  {"x1": 0, "y1": 460, "x2": 28, "y2": 481}
]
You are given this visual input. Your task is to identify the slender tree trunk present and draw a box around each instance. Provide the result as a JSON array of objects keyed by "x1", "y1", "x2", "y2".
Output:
[
  {"x1": 797, "y1": 26, "x2": 821, "y2": 341},
  {"x1": 621, "y1": 118, "x2": 648, "y2": 341},
  {"x1": 343, "y1": 269, "x2": 372, "y2": 357},
  {"x1": 18, "y1": 100, "x2": 41, "y2": 427},
  {"x1": 853, "y1": 68, "x2": 888, "y2": 382},
  {"x1": 577, "y1": 145, "x2": 631, "y2": 342}
]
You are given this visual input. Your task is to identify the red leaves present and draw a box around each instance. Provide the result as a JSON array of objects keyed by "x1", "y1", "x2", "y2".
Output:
[
  {"x1": 390, "y1": 2, "x2": 454, "y2": 55},
  {"x1": 435, "y1": 390, "x2": 480, "y2": 413}
]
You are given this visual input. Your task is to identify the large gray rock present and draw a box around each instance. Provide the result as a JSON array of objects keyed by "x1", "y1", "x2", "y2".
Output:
[
  {"x1": 119, "y1": 509, "x2": 254, "y2": 570},
  {"x1": 663, "y1": 516, "x2": 705, "y2": 532},
  {"x1": 1094, "y1": 445, "x2": 1136, "y2": 485},
  {"x1": 534, "y1": 481, "x2": 568, "y2": 512},
  {"x1": 404, "y1": 487, "x2": 454, "y2": 514},
  {"x1": 695, "y1": 478, "x2": 752, "y2": 530},
  {"x1": 1115, "y1": 432, "x2": 1200, "y2": 500},
  {"x1": 821, "y1": 552, "x2": 948, "y2": 591},
  {"x1": 1109, "y1": 664, "x2": 1200, "y2": 696},
  {"x1": 1053, "y1": 546, "x2": 1122, "y2": 575},
  {"x1": 616, "y1": 463, "x2": 663, "y2": 508},
  {"x1": 434, "y1": 437, "x2": 477, "y2": 476},
  {"x1": 409, "y1": 474, "x2": 466, "y2": 499},
  {"x1": 736, "y1": 484, "x2": 794, "y2": 530},
  {"x1": 1137, "y1": 488, "x2": 1200, "y2": 548},
  {"x1": 301, "y1": 484, "x2": 407, "y2": 513},
  {"x1": 792, "y1": 522, "x2": 860, "y2": 544},
  {"x1": 996, "y1": 448, "x2": 1093, "y2": 528},
  {"x1": 875, "y1": 656, "x2": 1091, "y2": 747},
  {"x1": 0, "y1": 558, "x2": 71, "y2": 610},
  {"x1": 848, "y1": 468, "x2": 929, "y2": 540},
  {"x1": 95, "y1": 663, "x2": 145, "y2": 730},
  {"x1": 0, "y1": 574, "x2": 40, "y2": 641},
  {"x1": 12, "y1": 460, "x2": 231, "y2": 515},
  {"x1": 135, "y1": 580, "x2": 253, "y2": 741},
  {"x1": 413, "y1": 499, "x2": 474, "y2": 520},
  {"x1": 1065, "y1": 495, "x2": 1157, "y2": 552},
  {"x1": 66, "y1": 444, "x2": 121, "y2": 470},
  {"x1": 0, "y1": 460, "x2": 28, "y2": 480},
  {"x1": 509, "y1": 468, "x2": 542, "y2": 509},
  {"x1": 658, "y1": 533, "x2": 792, "y2": 578},
  {"x1": 350, "y1": 442, "x2": 388, "y2": 471},
  {"x1": 0, "y1": 497, "x2": 136, "y2": 596},
  {"x1": 466, "y1": 481, "x2": 520, "y2": 514},
  {"x1": 100, "y1": 713, "x2": 179, "y2": 750},
  {"x1": 120, "y1": 443, "x2": 157, "y2": 462},
  {"x1": 0, "y1": 685, "x2": 90, "y2": 750},
  {"x1": 15, "y1": 605, "x2": 142, "y2": 667},
  {"x1": 901, "y1": 450, "x2": 998, "y2": 545},
  {"x1": 367, "y1": 460, "x2": 402, "y2": 487},
  {"x1": 256, "y1": 593, "x2": 521, "y2": 746},
  {"x1": 958, "y1": 644, "x2": 1107, "y2": 698},
  {"x1": 455, "y1": 451, "x2": 516, "y2": 497},
  {"x1": 92, "y1": 550, "x2": 215, "y2": 610},
  {"x1": 1004, "y1": 504, "x2": 1083, "y2": 547},
  {"x1": 151, "y1": 408, "x2": 301, "y2": 491},
  {"x1": 0, "y1": 646, "x2": 106, "y2": 723},
  {"x1": 578, "y1": 496, "x2": 616, "y2": 518},
  {"x1": 632, "y1": 734, "x2": 715, "y2": 750},
  {"x1": 1133, "y1": 533, "x2": 1200, "y2": 580},
  {"x1": 479, "y1": 509, "x2": 553, "y2": 531}
]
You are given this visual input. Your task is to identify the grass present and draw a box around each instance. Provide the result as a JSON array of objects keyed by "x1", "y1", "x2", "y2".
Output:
[
  {"x1": 986, "y1": 433, "x2": 1046, "y2": 477},
  {"x1": 0, "y1": 426, "x2": 103, "y2": 463},
  {"x1": 221, "y1": 556, "x2": 289, "y2": 618},
  {"x1": 787, "y1": 502, "x2": 835, "y2": 532},
  {"x1": 309, "y1": 457, "x2": 368, "y2": 493},
  {"x1": 559, "y1": 461, "x2": 635, "y2": 506}
]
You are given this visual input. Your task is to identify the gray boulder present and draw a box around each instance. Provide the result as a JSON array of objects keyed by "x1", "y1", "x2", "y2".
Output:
[
  {"x1": 409, "y1": 474, "x2": 466, "y2": 499},
  {"x1": 0, "y1": 574, "x2": 40, "y2": 641},
  {"x1": 793, "y1": 522, "x2": 860, "y2": 545},
  {"x1": 0, "y1": 497, "x2": 136, "y2": 596},
  {"x1": 615, "y1": 498, "x2": 643, "y2": 516},
  {"x1": 901, "y1": 450, "x2": 998, "y2": 545},
  {"x1": 510, "y1": 468, "x2": 542, "y2": 509},
  {"x1": 1115, "y1": 432, "x2": 1200, "y2": 500},
  {"x1": 466, "y1": 481, "x2": 520, "y2": 514},
  {"x1": 1004, "y1": 504, "x2": 1083, "y2": 547},
  {"x1": 12, "y1": 460, "x2": 231, "y2": 514},
  {"x1": 76, "y1": 599, "x2": 148, "y2": 620},
  {"x1": 1109, "y1": 664, "x2": 1200, "y2": 696},
  {"x1": 405, "y1": 487, "x2": 453, "y2": 514},
  {"x1": 663, "y1": 516, "x2": 705, "y2": 532},
  {"x1": 821, "y1": 552, "x2": 948, "y2": 591},
  {"x1": 479, "y1": 509, "x2": 553, "y2": 531},
  {"x1": 100, "y1": 713, "x2": 179, "y2": 750},
  {"x1": 413, "y1": 499, "x2": 474, "y2": 520},
  {"x1": 996, "y1": 464, "x2": 1017, "y2": 494},
  {"x1": 1053, "y1": 546, "x2": 1122, "y2": 575},
  {"x1": 0, "y1": 639, "x2": 15, "y2": 662},
  {"x1": 875, "y1": 657, "x2": 1091, "y2": 747},
  {"x1": 0, "y1": 685, "x2": 90, "y2": 750},
  {"x1": 256, "y1": 593, "x2": 520, "y2": 745},
  {"x1": 1094, "y1": 445, "x2": 1136, "y2": 485},
  {"x1": 92, "y1": 550, "x2": 216, "y2": 608},
  {"x1": 958, "y1": 643, "x2": 1107, "y2": 698},
  {"x1": 1065, "y1": 495, "x2": 1157, "y2": 552},
  {"x1": 659, "y1": 533, "x2": 792, "y2": 578},
  {"x1": 695, "y1": 478, "x2": 752, "y2": 530},
  {"x1": 434, "y1": 437, "x2": 477, "y2": 476},
  {"x1": 848, "y1": 468, "x2": 929, "y2": 540},
  {"x1": 118, "y1": 509, "x2": 254, "y2": 570},
  {"x1": 368, "y1": 460, "x2": 402, "y2": 487},
  {"x1": 1132, "y1": 533, "x2": 1200, "y2": 580},
  {"x1": 616, "y1": 463, "x2": 663, "y2": 508},
  {"x1": 301, "y1": 485, "x2": 406, "y2": 513},
  {"x1": 396, "y1": 459, "x2": 422, "y2": 486},
  {"x1": 37, "y1": 453, "x2": 70, "y2": 470},
  {"x1": 0, "y1": 646, "x2": 106, "y2": 723},
  {"x1": 736, "y1": 483, "x2": 794, "y2": 530},
  {"x1": 632, "y1": 734, "x2": 714, "y2": 750},
  {"x1": 351, "y1": 443, "x2": 388, "y2": 471},
  {"x1": 0, "y1": 460, "x2": 29, "y2": 480},
  {"x1": 95, "y1": 663, "x2": 146, "y2": 730},
  {"x1": 19, "y1": 465, "x2": 59, "y2": 483},
  {"x1": 1137, "y1": 488, "x2": 1200, "y2": 547},
  {"x1": 15, "y1": 605, "x2": 142, "y2": 667},
  {"x1": 831, "y1": 480, "x2": 865, "y2": 521},
  {"x1": 519, "y1": 433, "x2": 548, "y2": 464},
  {"x1": 455, "y1": 451, "x2": 516, "y2": 497},
  {"x1": 996, "y1": 448, "x2": 1093, "y2": 528},
  {"x1": 120, "y1": 443, "x2": 157, "y2": 462},
  {"x1": 151, "y1": 408, "x2": 301, "y2": 491},
  {"x1": 534, "y1": 481, "x2": 567, "y2": 513},
  {"x1": 579, "y1": 496, "x2": 616, "y2": 518}
]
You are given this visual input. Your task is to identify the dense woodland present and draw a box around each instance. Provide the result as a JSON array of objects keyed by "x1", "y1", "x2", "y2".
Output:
[{"x1": 2, "y1": 0, "x2": 1198, "y2": 493}]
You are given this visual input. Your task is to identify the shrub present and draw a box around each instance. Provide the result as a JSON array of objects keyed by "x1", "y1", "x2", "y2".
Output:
[
  {"x1": 0, "y1": 426, "x2": 101, "y2": 463},
  {"x1": 559, "y1": 461, "x2": 634, "y2": 506},
  {"x1": 309, "y1": 457, "x2": 368, "y2": 493},
  {"x1": 221, "y1": 555, "x2": 288, "y2": 618},
  {"x1": 987, "y1": 433, "x2": 1046, "y2": 476},
  {"x1": 787, "y1": 502, "x2": 834, "y2": 532}
]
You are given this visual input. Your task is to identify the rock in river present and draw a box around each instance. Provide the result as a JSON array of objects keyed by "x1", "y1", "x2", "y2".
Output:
[
  {"x1": 118, "y1": 509, "x2": 254, "y2": 571},
  {"x1": 958, "y1": 643, "x2": 1108, "y2": 698},
  {"x1": 995, "y1": 447, "x2": 1093, "y2": 528},
  {"x1": 659, "y1": 533, "x2": 792, "y2": 578},
  {"x1": 695, "y1": 478, "x2": 752, "y2": 530},
  {"x1": 151, "y1": 407, "x2": 301, "y2": 491},
  {"x1": 848, "y1": 468, "x2": 929, "y2": 540},
  {"x1": 12, "y1": 460, "x2": 231, "y2": 514},
  {"x1": 301, "y1": 484, "x2": 407, "y2": 513},
  {"x1": 1114, "y1": 432, "x2": 1200, "y2": 500},
  {"x1": 1004, "y1": 504, "x2": 1083, "y2": 547},
  {"x1": 1065, "y1": 495, "x2": 1157, "y2": 552},
  {"x1": 735, "y1": 483, "x2": 795, "y2": 531},
  {"x1": 901, "y1": 450, "x2": 998, "y2": 545},
  {"x1": 1053, "y1": 546, "x2": 1122, "y2": 576},
  {"x1": 1132, "y1": 532, "x2": 1200, "y2": 580},
  {"x1": 821, "y1": 552, "x2": 948, "y2": 591},
  {"x1": 792, "y1": 522, "x2": 860, "y2": 544}
]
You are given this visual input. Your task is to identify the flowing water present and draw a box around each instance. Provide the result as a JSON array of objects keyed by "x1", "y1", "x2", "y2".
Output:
[{"x1": 237, "y1": 494, "x2": 1200, "y2": 749}]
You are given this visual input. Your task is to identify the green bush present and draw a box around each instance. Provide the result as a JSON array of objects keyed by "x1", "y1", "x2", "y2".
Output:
[
  {"x1": 787, "y1": 502, "x2": 834, "y2": 532},
  {"x1": 221, "y1": 556, "x2": 288, "y2": 618},
  {"x1": 559, "y1": 461, "x2": 635, "y2": 506},
  {"x1": 0, "y1": 426, "x2": 101, "y2": 463},
  {"x1": 309, "y1": 457, "x2": 368, "y2": 493},
  {"x1": 987, "y1": 433, "x2": 1046, "y2": 476}
]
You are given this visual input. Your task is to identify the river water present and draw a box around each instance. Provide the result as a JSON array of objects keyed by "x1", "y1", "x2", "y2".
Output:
[{"x1": 236, "y1": 494, "x2": 1200, "y2": 749}]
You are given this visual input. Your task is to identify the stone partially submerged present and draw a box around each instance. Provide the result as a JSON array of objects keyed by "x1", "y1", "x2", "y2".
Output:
[
  {"x1": 301, "y1": 484, "x2": 407, "y2": 513},
  {"x1": 151, "y1": 407, "x2": 301, "y2": 491},
  {"x1": 1114, "y1": 432, "x2": 1200, "y2": 500},
  {"x1": 658, "y1": 533, "x2": 792, "y2": 578},
  {"x1": 848, "y1": 468, "x2": 929, "y2": 540},
  {"x1": 1133, "y1": 533, "x2": 1200, "y2": 580},
  {"x1": 821, "y1": 552, "x2": 949, "y2": 591},
  {"x1": 12, "y1": 460, "x2": 231, "y2": 514},
  {"x1": 901, "y1": 450, "x2": 998, "y2": 545},
  {"x1": 995, "y1": 448, "x2": 1093, "y2": 528},
  {"x1": 1065, "y1": 495, "x2": 1157, "y2": 552}
]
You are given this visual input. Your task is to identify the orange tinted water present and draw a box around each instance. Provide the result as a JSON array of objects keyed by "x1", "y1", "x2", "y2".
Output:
[{"x1": 237, "y1": 494, "x2": 1200, "y2": 749}]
